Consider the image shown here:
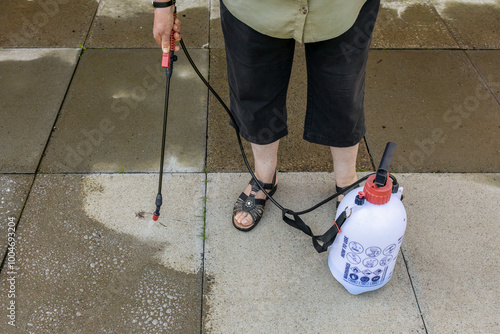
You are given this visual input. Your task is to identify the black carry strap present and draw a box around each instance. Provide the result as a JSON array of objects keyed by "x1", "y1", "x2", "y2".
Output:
[{"x1": 282, "y1": 209, "x2": 348, "y2": 253}]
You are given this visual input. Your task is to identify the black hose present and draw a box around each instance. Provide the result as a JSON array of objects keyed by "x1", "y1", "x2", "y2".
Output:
[{"x1": 180, "y1": 39, "x2": 377, "y2": 215}]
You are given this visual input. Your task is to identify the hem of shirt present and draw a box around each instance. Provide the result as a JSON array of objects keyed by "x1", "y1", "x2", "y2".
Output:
[{"x1": 222, "y1": 0, "x2": 361, "y2": 44}]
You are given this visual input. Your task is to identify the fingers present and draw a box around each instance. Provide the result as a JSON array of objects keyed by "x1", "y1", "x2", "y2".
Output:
[
  {"x1": 160, "y1": 33, "x2": 181, "y2": 53},
  {"x1": 153, "y1": 10, "x2": 182, "y2": 53},
  {"x1": 174, "y1": 18, "x2": 181, "y2": 30},
  {"x1": 154, "y1": 33, "x2": 162, "y2": 49},
  {"x1": 173, "y1": 31, "x2": 181, "y2": 42}
]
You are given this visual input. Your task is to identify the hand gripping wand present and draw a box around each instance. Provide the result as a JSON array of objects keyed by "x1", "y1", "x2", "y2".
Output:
[{"x1": 152, "y1": 10, "x2": 178, "y2": 221}]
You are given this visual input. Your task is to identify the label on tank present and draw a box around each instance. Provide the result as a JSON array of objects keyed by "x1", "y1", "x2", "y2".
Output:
[{"x1": 339, "y1": 237, "x2": 403, "y2": 287}]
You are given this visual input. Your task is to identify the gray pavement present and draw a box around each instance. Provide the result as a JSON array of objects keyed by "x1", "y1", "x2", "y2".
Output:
[{"x1": 1, "y1": 0, "x2": 499, "y2": 333}]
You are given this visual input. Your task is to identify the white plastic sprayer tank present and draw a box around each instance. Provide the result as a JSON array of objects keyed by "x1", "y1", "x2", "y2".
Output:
[{"x1": 328, "y1": 174, "x2": 406, "y2": 295}]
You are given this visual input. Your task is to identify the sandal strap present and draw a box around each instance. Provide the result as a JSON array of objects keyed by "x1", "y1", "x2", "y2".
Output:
[
  {"x1": 249, "y1": 170, "x2": 277, "y2": 191},
  {"x1": 233, "y1": 197, "x2": 265, "y2": 225},
  {"x1": 232, "y1": 171, "x2": 277, "y2": 231},
  {"x1": 237, "y1": 192, "x2": 267, "y2": 207}
]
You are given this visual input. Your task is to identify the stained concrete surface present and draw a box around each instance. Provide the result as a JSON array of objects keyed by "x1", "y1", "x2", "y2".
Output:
[
  {"x1": 466, "y1": 50, "x2": 500, "y2": 101},
  {"x1": 365, "y1": 50, "x2": 500, "y2": 173},
  {"x1": 397, "y1": 173, "x2": 500, "y2": 333},
  {"x1": 207, "y1": 48, "x2": 374, "y2": 173},
  {"x1": 430, "y1": 0, "x2": 500, "y2": 49},
  {"x1": 0, "y1": 49, "x2": 80, "y2": 173},
  {"x1": 209, "y1": 0, "x2": 224, "y2": 49},
  {"x1": 373, "y1": 0, "x2": 459, "y2": 49},
  {"x1": 87, "y1": 0, "x2": 209, "y2": 48},
  {"x1": 39, "y1": 48, "x2": 208, "y2": 173},
  {"x1": 203, "y1": 173, "x2": 425, "y2": 333},
  {"x1": 0, "y1": 175, "x2": 33, "y2": 258},
  {"x1": 0, "y1": 0, "x2": 98, "y2": 47},
  {"x1": 0, "y1": 173, "x2": 205, "y2": 333}
]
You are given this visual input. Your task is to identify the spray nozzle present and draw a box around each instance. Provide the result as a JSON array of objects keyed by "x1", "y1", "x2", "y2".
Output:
[{"x1": 152, "y1": 194, "x2": 163, "y2": 221}]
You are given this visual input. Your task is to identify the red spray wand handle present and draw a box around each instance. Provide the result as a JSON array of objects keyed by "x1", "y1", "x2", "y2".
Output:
[
  {"x1": 153, "y1": 9, "x2": 177, "y2": 222},
  {"x1": 161, "y1": 11, "x2": 177, "y2": 68}
]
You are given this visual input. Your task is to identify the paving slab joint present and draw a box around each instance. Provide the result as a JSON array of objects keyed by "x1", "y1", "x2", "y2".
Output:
[{"x1": 401, "y1": 248, "x2": 429, "y2": 333}]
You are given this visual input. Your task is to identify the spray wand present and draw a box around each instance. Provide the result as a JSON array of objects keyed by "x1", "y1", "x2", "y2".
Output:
[{"x1": 152, "y1": 9, "x2": 178, "y2": 221}]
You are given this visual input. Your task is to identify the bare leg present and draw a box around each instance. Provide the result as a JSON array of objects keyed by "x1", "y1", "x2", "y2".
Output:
[
  {"x1": 330, "y1": 144, "x2": 359, "y2": 202},
  {"x1": 234, "y1": 140, "x2": 279, "y2": 228}
]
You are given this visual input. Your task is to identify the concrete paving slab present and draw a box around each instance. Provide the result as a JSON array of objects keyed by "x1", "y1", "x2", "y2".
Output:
[
  {"x1": 87, "y1": 0, "x2": 209, "y2": 48},
  {"x1": 430, "y1": 0, "x2": 500, "y2": 49},
  {"x1": 0, "y1": 175, "x2": 33, "y2": 258},
  {"x1": 364, "y1": 50, "x2": 500, "y2": 173},
  {"x1": 40, "y1": 48, "x2": 208, "y2": 173},
  {"x1": 0, "y1": 173, "x2": 205, "y2": 333},
  {"x1": 209, "y1": 0, "x2": 224, "y2": 49},
  {"x1": 373, "y1": 0, "x2": 459, "y2": 49},
  {"x1": 203, "y1": 172, "x2": 425, "y2": 333},
  {"x1": 0, "y1": 0, "x2": 97, "y2": 47},
  {"x1": 207, "y1": 48, "x2": 374, "y2": 173},
  {"x1": 396, "y1": 173, "x2": 500, "y2": 333},
  {"x1": 0, "y1": 49, "x2": 80, "y2": 173},
  {"x1": 466, "y1": 50, "x2": 500, "y2": 101}
]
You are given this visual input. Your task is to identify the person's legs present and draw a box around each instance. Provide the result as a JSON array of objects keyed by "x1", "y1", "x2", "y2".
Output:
[
  {"x1": 331, "y1": 144, "x2": 359, "y2": 201},
  {"x1": 304, "y1": 0, "x2": 380, "y2": 201},
  {"x1": 221, "y1": 0, "x2": 295, "y2": 229},
  {"x1": 220, "y1": 0, "x2": 294, "y2": 145},
  {"x1": 233, "y1": 140, "x2": 280, "y2": 227}
]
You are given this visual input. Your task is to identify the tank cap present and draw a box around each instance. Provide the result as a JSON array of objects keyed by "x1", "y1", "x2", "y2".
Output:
[{"x1": 363, "y1": 174, "x2": 393, "y2": 205}]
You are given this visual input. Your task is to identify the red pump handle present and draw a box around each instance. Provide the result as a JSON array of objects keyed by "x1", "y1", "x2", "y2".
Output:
[{"x1": 161, "y1": 11, "x2": 177, "y2": 68}]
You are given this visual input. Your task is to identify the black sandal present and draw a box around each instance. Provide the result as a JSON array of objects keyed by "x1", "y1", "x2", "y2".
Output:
[{"x1": 232, "y1": 172, "x2": 278, "y2": 232}]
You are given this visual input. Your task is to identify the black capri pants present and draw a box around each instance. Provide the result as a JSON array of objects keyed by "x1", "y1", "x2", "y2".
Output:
[{"x1": 220, "y1": 0, "x2": 380, "y2": 147}]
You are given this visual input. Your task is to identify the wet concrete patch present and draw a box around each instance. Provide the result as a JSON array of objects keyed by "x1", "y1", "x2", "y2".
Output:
[
  {"x1": 365, "y1": 50, "x2": 500, "y2": 172},
  {"x1": 0, "y1": 0, "x2": 98, "y2": 47},
  {"x1": 0, "y1": 174, "x2": 33, "y2": 258},
  {"x1": 430, "y1": 0, "x2": 500, "y2": 49},
  {"x1": 39, "y1": 48, "x2": 208, "y2": 173},
  {"x1": 207, "y1": 48, "x2": 374, "y2": 172},
  {"x1": 396, "y1": 173, "x2": 500, "y2": 333},
  {"x1": 373, "y1": 0, "x2": 458, "y2": 48},
  {"x1": 0, "y1": 173, "x2": 204, "y2": 332},
  {"x1": 87, "y1": 0, "x2": 209, "y2": 48},
  {"x1": 203, "y1": 172, "x2": 425, "y2": 333},
  {"x1": 466, "y1": 50, "x2": 500, "y2": 101},
  {"x1": 0, "y1": 48, "x2": 80, "y2": 173}
]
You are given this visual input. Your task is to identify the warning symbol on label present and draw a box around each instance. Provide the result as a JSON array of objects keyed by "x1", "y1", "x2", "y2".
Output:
[
  {"x1": 383, "y1": 244, "x2": 397, "y2": 256},
  {"x1": 349, "y1": 241, "x2": 364, "y2": 254},
  {"x1": 379, "y1": 255, "x2": 393, "y2": 266},
  {"x1": 373, "y1": 269, "x2": 383, "y2": 276},
  {"x1": 365, "y1": 246, "x2": 382, "y2": 258},
  {"x1": 372, "y1": 276, "x2": 381, "y2": 282},
  {"x1": 360, "y1": 276, "x2": 370, "y2": 283},
  {"x1": 351, "y1": 267, "x2": 360, "y2": 274},
  {"x1": 363, "y1": 258, "x2": 378, "y2": 268},
  {"x1": 346, "y1": 252, "x2": 361, "y2": 265},
  {"x1": 362, "y1": 269, "x2": 372, "y2": 276},
  {"x1": 349, "y1": 274, "x2": 359, "y2": 281}
]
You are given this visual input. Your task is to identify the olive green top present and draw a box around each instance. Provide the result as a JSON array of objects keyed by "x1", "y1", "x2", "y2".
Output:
[{"x1": 223, "y1": 0, "x2": 368, "y2": 43}]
